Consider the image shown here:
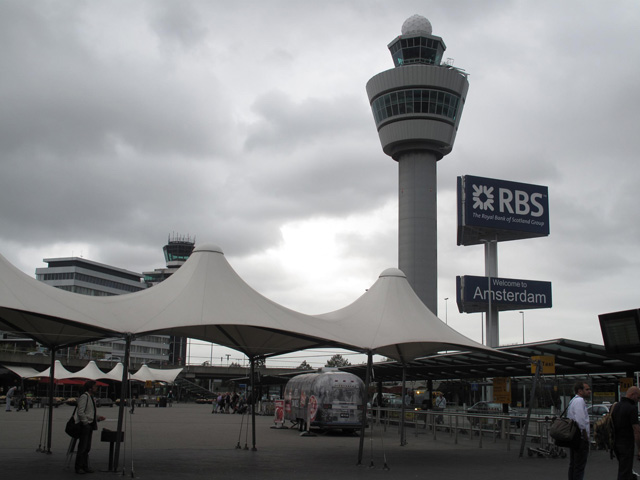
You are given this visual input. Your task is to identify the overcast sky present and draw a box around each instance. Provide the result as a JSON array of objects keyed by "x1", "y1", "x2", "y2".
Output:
[{"x1": 1, "y1": 1, "x2": 639, "y2": 368}]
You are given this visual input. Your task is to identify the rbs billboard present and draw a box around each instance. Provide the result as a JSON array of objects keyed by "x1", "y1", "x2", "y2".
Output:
[{"x1": 457, "y1": 175, "x2": 550, "y2": 246}]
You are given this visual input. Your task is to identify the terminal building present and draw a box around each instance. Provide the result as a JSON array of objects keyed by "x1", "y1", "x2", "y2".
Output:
[
  {"x1": 33, "y1": 235, "x2": 196, "y2": 366},
  {"x1": 35, "y1": 256, "x2": 171, "y2": 365}
]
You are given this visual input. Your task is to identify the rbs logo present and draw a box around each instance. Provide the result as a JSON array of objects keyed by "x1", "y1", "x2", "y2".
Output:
[{"x1": 472, "y1": 183, "x2": 545, "y2": 217}]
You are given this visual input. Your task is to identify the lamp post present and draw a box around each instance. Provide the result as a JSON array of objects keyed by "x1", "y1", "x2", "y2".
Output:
[
  {"x1": 519, "y1": 311, "x2": 525, "y2": 344},
  {"x1": 444, "y1": 297, "x2": 449, "y2": 324}
]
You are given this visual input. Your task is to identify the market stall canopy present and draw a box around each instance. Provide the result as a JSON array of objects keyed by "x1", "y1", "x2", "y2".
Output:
[
  {"x1": 130, "y1": 364, "x2": 182, "y2": 383},
  {"x1": 38, "y1": 360, "x2": 75, "y2": 379},
  {"x1": 317, "y1": 268, "x2": 509, "y2": 363},
  {"x1": 71, "y1": 360, "x2": 111, "y2": 380},
  {"x1": 104, "y1": 363, "x2": 125, "y2": 382},
  {"x1": 3, "y1": 361, "x2": 182, "y2": 383},
  {"x1": 3, "y1": 365, "x2": 42, "y2": 379}
]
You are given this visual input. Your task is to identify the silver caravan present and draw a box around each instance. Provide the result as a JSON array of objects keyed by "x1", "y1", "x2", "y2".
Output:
[{"x1": 284, "y1": 369, "x2": 365, "y2": 432}]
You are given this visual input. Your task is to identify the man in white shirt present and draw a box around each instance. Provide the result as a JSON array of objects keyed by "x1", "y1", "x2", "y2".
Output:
[{"x1": 567, "y1": 381, "x2": 591, "y2": 480}]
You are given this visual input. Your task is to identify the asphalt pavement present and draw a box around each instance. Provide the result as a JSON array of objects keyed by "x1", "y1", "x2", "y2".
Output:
[{"x1": 0, "y1": 403, "x2": 626, "y2": 479}]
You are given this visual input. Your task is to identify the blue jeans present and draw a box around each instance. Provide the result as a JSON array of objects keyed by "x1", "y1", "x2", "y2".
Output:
[{"x1": 568, "y1": 438, "x2": 589, "y2": 480}]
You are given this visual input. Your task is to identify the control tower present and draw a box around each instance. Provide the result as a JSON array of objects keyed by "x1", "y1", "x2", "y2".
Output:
[{"x1": 366, "y1": 15, "x2": 469, "y2": 314}]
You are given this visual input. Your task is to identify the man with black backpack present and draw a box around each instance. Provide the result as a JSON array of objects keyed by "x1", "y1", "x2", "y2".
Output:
[{"x1": 611, "y1": 386, "x2": 640, "y2": 480}]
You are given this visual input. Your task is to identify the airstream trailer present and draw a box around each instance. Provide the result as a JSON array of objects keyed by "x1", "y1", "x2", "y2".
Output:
[{"x1": 283, "y1": 369, "x2": 365, "y2": 432}]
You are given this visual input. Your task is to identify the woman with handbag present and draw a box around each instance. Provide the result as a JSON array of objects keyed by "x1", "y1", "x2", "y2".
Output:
[
  {"x1": 75, "y1": 380, "x2": 106, "y2": 474},
  {"x1": 567, "y1": 381, "x2": 591, "y2": 480}
]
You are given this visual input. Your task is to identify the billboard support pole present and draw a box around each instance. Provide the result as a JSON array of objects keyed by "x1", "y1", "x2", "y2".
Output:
[{"x1": 483, "y1": 239, "x2": 499, "y2": 348}]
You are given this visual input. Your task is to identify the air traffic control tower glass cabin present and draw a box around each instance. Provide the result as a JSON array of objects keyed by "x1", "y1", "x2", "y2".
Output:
[
  {"x1": 366, "y1": 15, "x2": 469, "y2": 315},
  {"x1": 388, "y1": 28, "x2": 445, "y2": 67}
]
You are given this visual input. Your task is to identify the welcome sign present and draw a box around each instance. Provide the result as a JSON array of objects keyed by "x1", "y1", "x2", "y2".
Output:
[{"x1": 456, "y1": 275, "x2": 552, "y2": 313}]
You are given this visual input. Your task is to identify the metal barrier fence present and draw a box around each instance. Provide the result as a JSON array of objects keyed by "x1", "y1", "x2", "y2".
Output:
[{"x1": 368, "y1": 407, "x2": 558, "y2": 451}]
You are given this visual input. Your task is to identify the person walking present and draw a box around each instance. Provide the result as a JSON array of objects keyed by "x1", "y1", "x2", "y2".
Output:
[
  {"x1": 435, "y1": 393, "x2": 446, "y2": 424},
  {"x1": 611, "y1": 386, "x2": 640, "y2": 480},
  {"x1": 75, "y1": 380, "x2": 105, "y2": 474},
  {"x1": 567, "y1": 381, "x2": 591, "y2": 480},
  {"x1": 5, "y1": 386, "x2": 16, "y2": 412}
]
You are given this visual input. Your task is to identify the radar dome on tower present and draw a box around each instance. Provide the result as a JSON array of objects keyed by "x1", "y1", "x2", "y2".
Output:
[{"x1": 401, "y1": 14, "x2": 432, "y2": 36}]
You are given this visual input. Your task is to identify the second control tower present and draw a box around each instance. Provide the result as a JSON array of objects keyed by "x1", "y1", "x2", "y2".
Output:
[{"x1": 366, "y1": 15, "x2": 469, "y2": 314}]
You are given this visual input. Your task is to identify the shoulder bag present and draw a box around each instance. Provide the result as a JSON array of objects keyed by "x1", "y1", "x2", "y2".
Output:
[
  {"x1": 65, "y1": 405, "x2": 82, "y2": 438},
  {"x1": 549, "y1": 399, "x2": 581, "y2": 448}
]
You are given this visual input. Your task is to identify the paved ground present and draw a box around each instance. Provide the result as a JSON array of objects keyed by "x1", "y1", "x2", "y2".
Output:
[{"x1": 0, "y1": 403, "x2": 628, "y2": 479}]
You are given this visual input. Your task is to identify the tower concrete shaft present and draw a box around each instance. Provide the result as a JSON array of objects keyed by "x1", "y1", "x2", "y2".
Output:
[
  {"x1": 399, "y1": 151, "x2": 438, "y2": 313},
  {"x1": 366, "y1": 15, "x2": 469, "y2": 314}
]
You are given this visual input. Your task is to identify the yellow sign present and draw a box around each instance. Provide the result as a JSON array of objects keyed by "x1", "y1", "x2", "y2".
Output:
[
  {"x1": 493, "y1": 377, "x2": 512, "y2": 404},
  {"x1": 531, "y1": 355, "x2": 555, "y2": 374},
  {"x1": 145, "y1": 380, "x2": 153, "y2": 389},
  {"x1": 620, "y1": 378, "x2": 633, "y2": 393}
]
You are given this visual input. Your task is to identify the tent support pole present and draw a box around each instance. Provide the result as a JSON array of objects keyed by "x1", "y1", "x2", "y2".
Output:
[
  {"x1": 400, "y1": 364, "x2": 407, "y2": 446},
  {"x1": 357, "y1": 351, "x2": 372, "y2": 465},
  {"x1": 250, "y1": 357, "x2": 257, "y2": 451},
  {"x1": 46, "y1": 347, "x2": 56, "y2": 453},
  {"x1": 113, "y1": 334, "x2": 132, "y2": 471}
]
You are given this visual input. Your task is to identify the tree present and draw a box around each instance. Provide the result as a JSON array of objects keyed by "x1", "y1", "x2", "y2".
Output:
[
  {"x1": 297, "y1": 360, "x2": 313, "y2": 370},
  {"x1": 325, "y1": 354, "x2": 351, "y2": 368}
]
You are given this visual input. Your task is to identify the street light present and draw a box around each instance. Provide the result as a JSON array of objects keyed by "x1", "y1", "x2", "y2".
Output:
[
  {"x1": 444, "y1": 297, "x2": 449, "y2": 324},
  {"x1": 519, "y1": 311, "x2": 525, "y2": 344}
]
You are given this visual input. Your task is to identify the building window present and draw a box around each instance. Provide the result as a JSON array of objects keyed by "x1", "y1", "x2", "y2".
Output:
[{"x1": 371, "y1": 88, "x2": 460, "y2": 126}]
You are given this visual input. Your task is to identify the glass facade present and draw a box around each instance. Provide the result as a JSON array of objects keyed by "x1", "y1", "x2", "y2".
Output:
[
  {"x1": 36, "y1": 272, "x2": 145, "y2": 293},
  {"x1": 371, "y1": 88, "x2": 461, "y2": 126},
  {"x1": 163, "y1": 242, "x2": 195, "y2": 264},
  {"x1": 389, "y1": 36, "x2": 444, "y2": 67}
]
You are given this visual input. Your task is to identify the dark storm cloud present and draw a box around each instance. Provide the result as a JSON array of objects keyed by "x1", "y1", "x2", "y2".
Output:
[{"x1": 0, "y1": 0, "x2": 639, "y2": 349}]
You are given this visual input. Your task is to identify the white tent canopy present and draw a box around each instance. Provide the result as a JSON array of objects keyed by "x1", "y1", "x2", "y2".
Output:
[
  {"x1": 0, "y1": 255, "x2": 124, "y2": 349},
  {"x1": 0, "y1": 244, "x2": 504, "y2": 364},
  {"x1": 317, "y1": 268, "x2": 496, "y2": 363},
  {"x1": 99, "y1": 244, "x2": 354, "y2": 358},
  {"x1": 0, "y1": 245, "x2": 353, "y2": 358}
]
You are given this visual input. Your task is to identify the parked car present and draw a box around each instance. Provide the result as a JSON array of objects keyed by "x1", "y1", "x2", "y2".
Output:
[
  {"x1": 467, "y1": 401, "x2": 525, "y2": 427},
  {"x1": 26, "y1": 350, "x2": 48, "y2": 356},
  {"x1": 587, "y1": 403, "x2": 611, "y2": 417},
  {"x1": 369, "y1": 393, "x2": 403, "y2": 408},
  {"x1": 587, "y1": 403, "x2": 612, "y2": 428}
]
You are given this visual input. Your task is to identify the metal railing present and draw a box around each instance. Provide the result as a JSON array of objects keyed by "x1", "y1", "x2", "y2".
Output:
[{"x1": 368, "y1": 407, "x2": 556, "y2": 451}]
